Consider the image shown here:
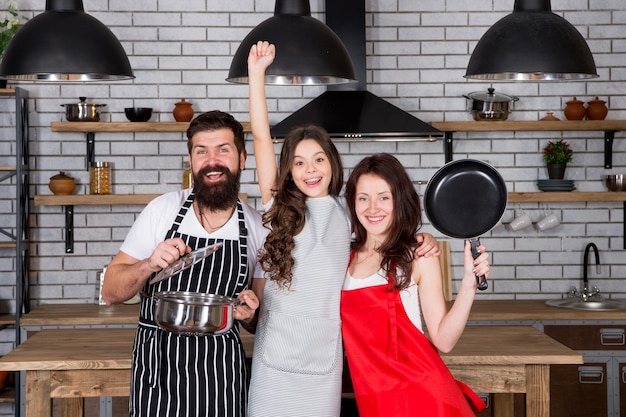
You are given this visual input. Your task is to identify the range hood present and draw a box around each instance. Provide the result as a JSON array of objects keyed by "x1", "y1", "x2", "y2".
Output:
[{"x1": 270, "y1": 0, "x2": 443, "y2": 140}]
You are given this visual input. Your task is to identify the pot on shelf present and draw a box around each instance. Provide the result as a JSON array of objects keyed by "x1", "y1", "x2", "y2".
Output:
[
  {"x1": 586, "y1": 97, "x2": 608, "y2": 120},
  {"x1": 463, "y1": 88, "x2": 519, "y2": 121},
  {"x1": 547, "y1": 163, "x2": 567, "y2": 180},
  {"x1": 61, "y1": 97, "x2": 106, "y2": 122},
  {"x1": 173, "y1": 98, "x2": 194, "y2": 122},
  {"x1": 563, "y1": 97, "x2": 586, "y2": 120},
  {"x1": 48, "y1": 171, "x2": 76, "y2": 195}
]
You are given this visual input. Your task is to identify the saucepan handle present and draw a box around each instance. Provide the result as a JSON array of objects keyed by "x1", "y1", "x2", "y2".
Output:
[{"x1": 469, "y1": 238, "x2": 488, "y2": 291}]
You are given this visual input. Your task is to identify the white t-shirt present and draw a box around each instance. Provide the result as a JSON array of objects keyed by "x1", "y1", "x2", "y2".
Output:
[{"x1": 120, "y1": 189, "x2": 268, "y2": 280}]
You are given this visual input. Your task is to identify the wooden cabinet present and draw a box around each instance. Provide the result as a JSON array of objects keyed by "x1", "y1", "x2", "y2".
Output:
[{"x1": 544, "y1": 325, "x2": 626, "y2": 417}]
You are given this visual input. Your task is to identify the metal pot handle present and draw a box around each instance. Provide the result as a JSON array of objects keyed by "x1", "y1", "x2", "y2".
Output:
[{"x1": 140, "y1": 290, "x2": 156, "y2": 301}]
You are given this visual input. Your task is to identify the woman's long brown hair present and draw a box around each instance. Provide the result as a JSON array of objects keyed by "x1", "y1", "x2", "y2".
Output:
[
  {"x1": 345, "y1": 153, "x2": 422, "y2": 291},
  {"x1": 260, "y1": 125, "x2": 343, "y2": 289}
]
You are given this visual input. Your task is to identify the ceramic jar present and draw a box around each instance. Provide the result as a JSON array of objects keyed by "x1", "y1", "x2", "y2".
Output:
[
  {"x1": 48, "y1": 171, "x2": 76, "y2": 195},
  {"x1": 564, "y1": 97, "x2": 586, "y2": 120},
  {"x1": 173, "y1": 98, "x2": 194, "y2": 122},
  {"x1": 586, "y1": 96, "x2": 608, "y2": 120}
]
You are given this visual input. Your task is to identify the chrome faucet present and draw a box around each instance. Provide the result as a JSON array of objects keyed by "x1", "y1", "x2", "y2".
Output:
[{"x1": 580, "y1": 242, "x2": 601, "y2": 301}]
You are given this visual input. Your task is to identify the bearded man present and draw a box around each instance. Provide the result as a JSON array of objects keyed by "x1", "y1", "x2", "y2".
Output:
[{"x1": 102, "y1": 111, "x2": 268, "y2": 417}]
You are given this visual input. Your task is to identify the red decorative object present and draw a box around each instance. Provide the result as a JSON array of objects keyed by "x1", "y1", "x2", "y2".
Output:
[
  {"x1": 564, "y1": 97, "x2": 585, "y2": 120},
  {"x1": 173, "y1": 98, "x2": 194, "y2": 122},
  {"x1": 586, "y1": 96, "x2": 608, "y2": 120}
]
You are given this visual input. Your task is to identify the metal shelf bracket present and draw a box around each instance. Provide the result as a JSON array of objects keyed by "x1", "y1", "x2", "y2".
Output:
[{"x1": 604, "y1": 131, "x2": 615, "y2": 169}]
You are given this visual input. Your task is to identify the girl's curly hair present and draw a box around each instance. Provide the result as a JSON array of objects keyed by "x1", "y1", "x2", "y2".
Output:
[{"x1": 260, "y1": 125, "x2": 343, "y2": 289}]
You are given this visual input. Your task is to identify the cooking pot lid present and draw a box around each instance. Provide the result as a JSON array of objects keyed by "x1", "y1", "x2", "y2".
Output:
[
  {"x1": 61, "y1": 97, "x2": 107, "y2": 107},
  {"x1": 150, "y1": 242, "x2": 223, "y2": 284},
  {"x1": 466, "y1": 87, "x2": 515, "y2": 103}
]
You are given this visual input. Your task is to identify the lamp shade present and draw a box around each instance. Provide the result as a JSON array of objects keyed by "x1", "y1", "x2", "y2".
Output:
[
  {"x1": 465, "y1": 0, "x2": 598, "y2": 80},
  {"x1": 0, "y1": 0, "x2": 134, "y2": 81},
  {"x1": 226, "y1": 0, "x2": 356, "y2": 85}
]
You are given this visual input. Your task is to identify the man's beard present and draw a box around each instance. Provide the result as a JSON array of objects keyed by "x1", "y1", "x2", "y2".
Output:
[{"x1": 193, "y1": 165, "x2": 241, "y2": 211}]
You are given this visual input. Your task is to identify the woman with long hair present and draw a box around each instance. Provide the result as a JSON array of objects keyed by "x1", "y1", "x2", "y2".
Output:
[{"x1": 342, "y1": 153, "x2": 489, "y2": 417}]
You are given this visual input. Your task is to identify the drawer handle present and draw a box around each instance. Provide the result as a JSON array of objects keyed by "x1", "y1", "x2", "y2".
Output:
[
  {"x1": 477, "y1": 393, "x2": 490, "y2": 409},
  {"x1": 600, "y1": 328, "x2": 625, "y2": 346},
  {"x1": 578, "y1": 366, "x2": 604, "y2": 384}
]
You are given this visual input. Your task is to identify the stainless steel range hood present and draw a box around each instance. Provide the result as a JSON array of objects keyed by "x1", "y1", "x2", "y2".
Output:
[{"x1": 270, "y1": 0, "x2": 443, "y2": 140}]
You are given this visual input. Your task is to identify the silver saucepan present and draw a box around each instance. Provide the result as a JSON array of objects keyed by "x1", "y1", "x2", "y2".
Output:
[
  {"x1": 61, "y1": 96, "x2": 107, "y2": 121},
  {"x1": 149, "y1": 291, "x2": 242, "y2": 336},
  {"x1": 463, "y1": 88, "x2": 519, "y2": 121}
]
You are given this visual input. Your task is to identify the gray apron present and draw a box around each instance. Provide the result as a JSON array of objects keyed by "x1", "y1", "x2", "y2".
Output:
[{"x1": 130, "y1": 193, "x2": 249, "y2": 417}]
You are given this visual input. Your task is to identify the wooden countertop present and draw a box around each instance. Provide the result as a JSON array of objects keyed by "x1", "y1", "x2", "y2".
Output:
[
  {"x1": 467, "y1": 299, "x2": 626, "y2": 321},
  {"x1": 440, "y1": 325, "x2": 582, "y2": 365},
  {"x1": 0, "y1": 326, "x2": 580, "y2": 372},
  {"x1": 21, "y1": 303, "x2": 140, "y2": 326},
  {"x1": 20, "y1": 300, "x2": 626, "y2": 328}
]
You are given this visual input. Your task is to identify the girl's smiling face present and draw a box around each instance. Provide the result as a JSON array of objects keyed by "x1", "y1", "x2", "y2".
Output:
[
  {"x1": 354, "y1": 173, "x2": 394, "y2": 238},
  {"x1": 290, "y1": 139, "x2": 333, "y2": 199}
]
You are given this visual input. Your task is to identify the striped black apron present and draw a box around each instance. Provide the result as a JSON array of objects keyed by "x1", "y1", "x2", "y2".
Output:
[{"x1": 130, "y1": 193, "x2": 249, "y2": 417}]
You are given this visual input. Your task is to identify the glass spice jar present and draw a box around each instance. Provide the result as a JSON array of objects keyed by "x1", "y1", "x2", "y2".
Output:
[
  {"x1": 182, "y1": 161, "x2": 193, "y2": 189},
  {"x1": 90, "y1": 161, "x2": 111, "y2": 194}
]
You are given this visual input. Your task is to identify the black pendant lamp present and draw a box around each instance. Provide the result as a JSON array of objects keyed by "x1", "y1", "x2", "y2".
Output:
[
  {"x1": 465, "y1": 0, "x2": 598, "y2": 80},
  {"x1": 0, "y1": 0, "x2": 134, "y2": 81},
  {"x1": 226, "y1": 0, "x2": 356, "y2": 85}
]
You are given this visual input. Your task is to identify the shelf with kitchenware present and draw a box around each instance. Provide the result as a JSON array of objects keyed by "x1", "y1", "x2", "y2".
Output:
[
  {"x1": 34, "y1": 193, "x2": 248, "y2": 253},
  {"x1": 431, "y1": 120, "x2": 626, "y2": 168},
  {"x1": 50, "y1": 121, "x2": 252, "y2": 169},
  {"x1": 34, "y1": 191, "x2": 626, "y2": 207}
]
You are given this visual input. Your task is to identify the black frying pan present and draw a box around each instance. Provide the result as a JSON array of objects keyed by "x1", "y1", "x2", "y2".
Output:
[{"x1": 423, "y1": 159, "x2": 507, "y2": 290}]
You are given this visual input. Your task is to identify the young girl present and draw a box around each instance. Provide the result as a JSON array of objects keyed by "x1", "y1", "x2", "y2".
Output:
[
  {"x1": 246, "y1": 42, "x2": 439, "y2": 416},
  {"x1": 342, "y1": 153, "x2": 489, "y2": 417}
]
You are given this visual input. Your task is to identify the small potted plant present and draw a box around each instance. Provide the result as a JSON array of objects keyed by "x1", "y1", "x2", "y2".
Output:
[
  {"x1": 543, "y1": 139, "x2": 573, "y2": 179},
  {"x1": 0, "y1": 0, "x2": 28, "y2": 87}
]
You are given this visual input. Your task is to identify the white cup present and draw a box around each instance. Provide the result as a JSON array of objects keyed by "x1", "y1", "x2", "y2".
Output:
[
  {"x1": 508, "y1": 212, "x2": 532, "y2": 232},
  {"x1": 536, "y1": 212, "x2": 560, "y2": 231}
]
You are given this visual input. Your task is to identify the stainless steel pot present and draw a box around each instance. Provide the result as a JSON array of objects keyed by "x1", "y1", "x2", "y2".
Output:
[
  {"x1": 463, "y1": 88, "x2": 519, "y2": 121},
  {"x1": 61, "y1": 97, "x2": 106, "y2": 122},
  {"x1": 150, "y1": 291, "x2": 240, "y2": 336}
]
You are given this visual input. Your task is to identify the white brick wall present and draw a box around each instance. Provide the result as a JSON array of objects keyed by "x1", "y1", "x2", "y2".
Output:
[{"x1": 1, "y1": 0, "x2": 625, "y2": 370}]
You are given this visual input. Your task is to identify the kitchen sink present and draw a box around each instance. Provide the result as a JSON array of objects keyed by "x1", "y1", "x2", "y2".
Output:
[{"x1": 545, "y1": 298, "x2": 626, "y2": 311}]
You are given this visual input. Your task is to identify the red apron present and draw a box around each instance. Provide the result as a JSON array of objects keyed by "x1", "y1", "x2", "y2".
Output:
[{"x1": 340, "y1": 258, "x2": 485, "y2": 417}]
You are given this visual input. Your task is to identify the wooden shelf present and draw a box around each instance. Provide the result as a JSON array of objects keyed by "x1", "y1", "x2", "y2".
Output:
[
  {"x1": 431, "y1": 120, "x2": 625, "y2": 168},
  {"x1": 0, "y1": 88, "x2": 16, "y2": 97},
  {"x1": 0, "y1": 315, "x2": 15, "y2": 326},
  {"x1": 35, "y1": 194, "x2": 160, "y2": 206},
  {"x1": 35, "y1": 192, "x2": 626, "y2": 207},
  {"x1": 431, "y1": 120, "x2": 626, "y2": 132},
  {"x1": 51, "y1": 121, "x2": 251, "y2": 133},
  {"x1": 0, "y1": 243, "x2": 16, "y2": 249},
  {"x1": 34, "y1": 193, "x2": 247, "y2": 253},
  {"x1": 509, "y1": 191, "x2": 626, "y2": 203}
]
